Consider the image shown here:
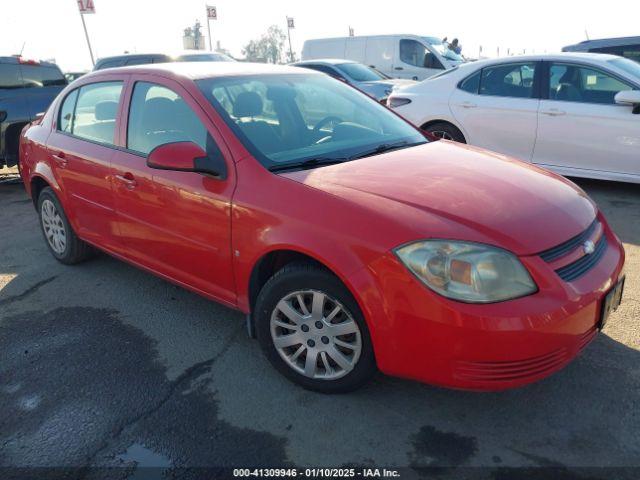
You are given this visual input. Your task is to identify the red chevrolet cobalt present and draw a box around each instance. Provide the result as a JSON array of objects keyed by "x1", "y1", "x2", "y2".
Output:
[{"x1": 19, "y1": 63, "x2": 625, "y2": 393}]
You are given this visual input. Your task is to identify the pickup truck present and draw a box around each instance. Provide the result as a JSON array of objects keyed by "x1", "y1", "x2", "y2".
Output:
[{"x1": 0, "y1": 56, "x2": 67, "y2": 168}]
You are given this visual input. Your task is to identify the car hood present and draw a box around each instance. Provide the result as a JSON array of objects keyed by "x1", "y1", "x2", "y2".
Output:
[
  {"x1": 279, "y1": 142, "x2": 597, "y2": 255},
  {"x1": 358, "y1": 79, "x2": 417, "y2": 89}
]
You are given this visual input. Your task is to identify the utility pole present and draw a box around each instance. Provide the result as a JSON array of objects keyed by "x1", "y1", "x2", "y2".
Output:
[
  {"x1": 286, "y1": 17, "x2": 295, "y2": 63},
  {"x1": 206, "y1": 5, "x2": 217, "y2": 51},
  {"x1": 76, "y1": 0, "x2": 96, "y2": 67}
]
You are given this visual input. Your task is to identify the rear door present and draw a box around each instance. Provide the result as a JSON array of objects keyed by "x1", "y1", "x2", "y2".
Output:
[
  {"x1": 110, "y1": 75, "x2": 236, "y2": 304},
  {"x1": 45, "y1": 77, "x2": 125, "y2": 249},
  {"x1": 450, "y1": 61, "x2": 541, "y2": 161},
  {"x1": 365, "y1": 37, "x2": 394, "y2": 76},
  {"x1": 533, "y1": 61, "x2": 640, "y2": 177}
]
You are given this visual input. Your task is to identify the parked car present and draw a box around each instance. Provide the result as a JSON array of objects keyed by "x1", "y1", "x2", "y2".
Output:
[
  {"x1": 0, "y1": 56, "x2": 67, "y2": 168},
  {"x1": 388, "y1": 53, "x2": 640, "y2": 184},
  {"x1": 19, "y1": 62, "x2": 624, "y2": 393},
  {"x1": 93, "y1": 51, "x2": 235, "y2": 70},
  {"x1": 302, "y1": 34, "x2": 465, "y2": 80},
  {"x1": 563, "y1": 36, "x2": 640, "y2": 63},
  {"x1": 292, "y1": 58, "x2": 416, "y2": 101}
]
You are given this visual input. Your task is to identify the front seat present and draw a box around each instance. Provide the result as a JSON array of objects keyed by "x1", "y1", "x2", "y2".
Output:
[
  {"x1": 555, "y1": 68, "x2": 582, "y2": 102},
  {"x1": 232, "y1": 91, "x2": 282, "y2": 154}
]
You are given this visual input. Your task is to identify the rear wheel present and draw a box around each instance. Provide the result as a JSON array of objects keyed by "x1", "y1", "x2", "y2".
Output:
[
  {"x1": 38, "y1": 187, "x2": 93, "y2": 264},
  {"x1": 423, "y1": 122, "x2": 466, "y2": 143},
  {"x1": 255, "y1": 262, "x2": 376, "y2": 393}
]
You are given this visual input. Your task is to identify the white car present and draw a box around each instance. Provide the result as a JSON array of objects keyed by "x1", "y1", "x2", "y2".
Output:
[{"x1": 388, "y1": 53, "x2": 640, "y2": 184}]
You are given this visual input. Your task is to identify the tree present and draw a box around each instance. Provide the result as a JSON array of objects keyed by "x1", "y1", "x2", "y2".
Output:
[{"x1": 242, "y1": 25, "x2": 288, "y2": 64}]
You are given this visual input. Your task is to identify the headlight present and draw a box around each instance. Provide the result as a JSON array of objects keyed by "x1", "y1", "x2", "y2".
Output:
[
  {"x1": 388, "y1": 97, "x2": 412, "y2": 108},
  {"x1": 394, "y1": 240, "x2": 537, "y2": 303}
]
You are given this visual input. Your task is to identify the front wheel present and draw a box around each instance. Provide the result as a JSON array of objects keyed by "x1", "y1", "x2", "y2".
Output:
[
  {"x1": 423, "y1": 122, "x2": 466, "y2": 143},
  {"x1": 255, "y1": 262, "x2": 376, "y2": 393}
]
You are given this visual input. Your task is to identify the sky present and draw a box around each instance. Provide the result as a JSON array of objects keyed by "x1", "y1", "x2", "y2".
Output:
[{"x1": 1, "y1": 0, "x2": 639, "y2": 71}]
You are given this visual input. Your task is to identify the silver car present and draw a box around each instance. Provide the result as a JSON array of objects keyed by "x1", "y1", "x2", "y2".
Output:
[{"x1": 292, "y1": 58, "x2": 416, "y2": 101}]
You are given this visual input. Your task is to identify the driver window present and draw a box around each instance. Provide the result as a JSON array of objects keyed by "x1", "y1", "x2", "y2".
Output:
[
  {"x1": 400, "y1": 39, "x2": 427, "y2": 67},
  {"x1": 549, "y1": 63, "x2": 632, "y2": 104},
  {"x1": 127, "y1": 82, "x2": 208, "y2": 155}
]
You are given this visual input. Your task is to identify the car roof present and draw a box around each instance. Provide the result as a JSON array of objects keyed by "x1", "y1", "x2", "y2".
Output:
[
  {"x1": 458, "y1": 52, "x2": 621, "y2": 70},
  {"x1": 563, "y1": 36, "x2": 640, "y2": 51},
  {"x1": 83, "y1": 61, "x2": 315, "y2": 82},
  {"x1": 293, "y1": 58, "x2": 355, "y2": 66},
  {"x1": 0, "y1": 56, "x2": 59, "y2": 67}
]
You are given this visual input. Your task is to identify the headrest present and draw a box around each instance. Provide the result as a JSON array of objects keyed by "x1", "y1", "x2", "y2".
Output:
[
  {"x1": 233, "y1": 91, "x2": 263, "y2": 118},
  {"x1": 94, "y1": 101, "x2": 118, "y2": 121}
]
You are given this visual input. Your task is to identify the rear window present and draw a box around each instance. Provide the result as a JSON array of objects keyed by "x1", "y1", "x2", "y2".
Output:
[
  {"x1": 0, "y1": 64, "x2": 22, "y2": 89},
  {"x1": 20, "y1": 65, "x2": 67, "y2": 88}
]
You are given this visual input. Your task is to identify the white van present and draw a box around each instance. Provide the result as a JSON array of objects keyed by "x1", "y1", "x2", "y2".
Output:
[{"x1": 302, "y1": 35, "x2": 466, "y2": 81}]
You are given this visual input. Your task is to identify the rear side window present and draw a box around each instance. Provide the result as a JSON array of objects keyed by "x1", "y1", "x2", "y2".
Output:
[
  {"x1": 71, "y1": 82, "x2": 123, "y2": 145},
  {"x1": 20, "y1": 65, "x2": 66, "y2": 88},
  {"x1": 58, "y1": 89, "x2": 79, "y2": 133},
  {"x1": 459, "y1": 70, "x2": 481, "y2": 93},
  {"x1": 0, "y1": 64, "x2": 23, "y2": 89},
  {"x1": 127, "y1": 82, "x2": 208, "y2": 155},
  {"x1": 479, "y1": 62, "x2": 536, "y2": 98},
  {"x1": 97, "y1": 60, "x2": 125, "y2": 69}
]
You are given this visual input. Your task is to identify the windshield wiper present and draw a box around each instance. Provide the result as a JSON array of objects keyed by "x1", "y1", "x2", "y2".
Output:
[
  {"x1": 348, "y1": 140, "x2": 427, "y2": 161},
  {"x1": 269, "y1": 157, "x2": 348, "y2": 173}
]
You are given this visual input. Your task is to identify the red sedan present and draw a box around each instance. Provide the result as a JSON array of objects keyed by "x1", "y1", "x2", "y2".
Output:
[{"x1": 19, "y1": 62, "x2": 625, "y2": 393}]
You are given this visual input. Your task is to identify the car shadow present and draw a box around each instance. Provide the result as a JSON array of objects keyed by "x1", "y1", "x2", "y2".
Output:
[{"x1": 573, "y1": 177, "x2": 640, "y2": 247}]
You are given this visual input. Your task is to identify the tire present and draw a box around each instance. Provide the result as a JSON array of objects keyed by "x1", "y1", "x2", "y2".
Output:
[
  {"x1": 423, "y1": 122, "x2": 466, "y2": 143},
  {"x1": 255, "y1": 262, "x2": 376, "y2": 393},
  {"x1": 37, "y1": 187, "x2": 93, "y2": 265}
]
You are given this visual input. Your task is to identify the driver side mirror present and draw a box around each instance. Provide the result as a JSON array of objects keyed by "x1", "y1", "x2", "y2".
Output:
[
  {"x1": 147, "y1": 142, "x2": 227, "y2": 179},
  {"x1": 615, "y1": 90, "x2": 640, "y2": 114}
]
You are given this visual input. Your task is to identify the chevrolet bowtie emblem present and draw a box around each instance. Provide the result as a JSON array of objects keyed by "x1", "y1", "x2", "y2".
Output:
[{"x1": 583, "y1": 240, "x2": 596, "y2": 255}]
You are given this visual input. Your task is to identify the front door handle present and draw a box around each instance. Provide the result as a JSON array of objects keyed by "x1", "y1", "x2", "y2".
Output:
[
  {"x1": 51, "y1": 151, "x2": 67, "y2": 167},
  {"x1": 394, "y1": 67, "x2": 404, "y2": 71},
  {"x1": 114, "y1": 172, "x2": 137, "y2": 189},
  {"x1": 541, "y1": 108, "x2": 566, "y2": 116}
]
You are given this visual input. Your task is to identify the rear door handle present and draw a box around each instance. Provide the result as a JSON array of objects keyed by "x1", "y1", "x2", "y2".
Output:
[
  {"x1": 51, "y1": 151, "x2": 67, "y2": 167},
  {"x1": 458, "y1": 101, "x2": 477, "y2": 109},
  {"x1": 541, "y1": 108, "x2": 566, "y2": 116},
  {"x1": 114, "y1": 172, "x2": 137, "y2": 189}
]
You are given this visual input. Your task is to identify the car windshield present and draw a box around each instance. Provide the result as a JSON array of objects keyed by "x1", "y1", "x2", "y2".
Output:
[
  {"x1": 427, "y1": 40, "x2": 465, "y2": 62},
  {"x1": 609, "y1": 58, "x2": 640, "y2": 80},
  {"x1": 198, "y1": 73, "x2": 426, "y2": 171},
  {"x1": 335, "y1": 62, "x2": 385, "y2": 82},
  {"x1": 176, "y1": 53, "x2": 235, "y2": 62}
]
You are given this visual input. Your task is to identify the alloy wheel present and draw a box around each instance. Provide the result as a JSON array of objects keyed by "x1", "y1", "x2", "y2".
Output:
[
  {"x1": 41, "y1": 199, "x2": 67, "y2": 254},
  {"x1": 270, "y1": 290, "x2": 362, "y2": 380}
]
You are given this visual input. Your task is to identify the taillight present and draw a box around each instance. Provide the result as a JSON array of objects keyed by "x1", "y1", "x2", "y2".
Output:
[
  {"x1": 388, "y1": 97, "x2": 412, "y2": 108},
  {"x1": 18, "y1": 57, "x2": 40, "y2": 65}
]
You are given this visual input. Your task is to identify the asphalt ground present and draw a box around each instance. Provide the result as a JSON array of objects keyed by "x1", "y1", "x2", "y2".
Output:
[{"x1": 1, "y1": 166, "x2": 639, "y2": 479}]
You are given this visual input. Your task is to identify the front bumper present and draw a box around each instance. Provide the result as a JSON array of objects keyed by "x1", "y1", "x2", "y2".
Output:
[{"x1": 350, "y1": 219, "x2": 625, "y2": 391}]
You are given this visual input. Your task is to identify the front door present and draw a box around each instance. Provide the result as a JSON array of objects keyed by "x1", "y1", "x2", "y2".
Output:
[
  {"x1": 395, "y1": 39, "x2": 444, "y2": 80},
  {"x1": 533, "y1": 62, "x2": 640, "y2": 178},
  {"x1": 110, "y1": 76, "x2": 236, "y2": 304}
]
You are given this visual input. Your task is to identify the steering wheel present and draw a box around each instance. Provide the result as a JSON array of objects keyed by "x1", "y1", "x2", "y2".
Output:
[{"x1": 313, "y1": 116, "x2": 343, "y2": 135}]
